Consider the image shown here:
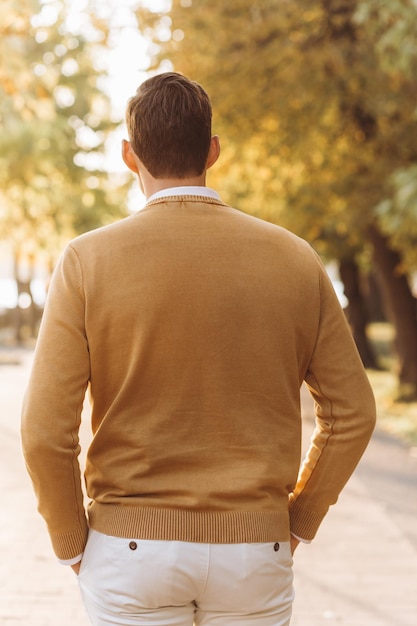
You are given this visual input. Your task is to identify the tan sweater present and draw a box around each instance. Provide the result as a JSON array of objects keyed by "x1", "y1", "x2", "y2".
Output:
[{"x1": 21, "y1": 195, "x2": 376, "y2": 560}]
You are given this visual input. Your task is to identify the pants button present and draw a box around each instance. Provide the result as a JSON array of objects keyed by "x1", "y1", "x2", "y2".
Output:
[
  {"x1": 129, "y1": 541, "x2": 138, "y2": 550},
  {"x1": 274, "y1": 542, "x2": 280, "y2": 552}
]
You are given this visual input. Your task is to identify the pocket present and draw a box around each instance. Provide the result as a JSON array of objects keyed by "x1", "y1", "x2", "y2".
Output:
[
  {"x1": 205, "y1": 543, "x2": 293, "y2": 614},
  {"x1": 272, "y1": 541, "x2": 294, "y2": 568},
  {"x1": 79, "y1": 533, "x2": 192, "y2": 611},
  {"x1": 249, "y1": 542, "x2": 294, "y2": 596}
]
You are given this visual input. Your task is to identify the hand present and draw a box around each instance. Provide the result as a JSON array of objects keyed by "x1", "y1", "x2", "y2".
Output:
[
  {"x1": 290, "y1": 535, "x2": 300, "y2": 555},
  {"x1": 71, "y1": 561, "x2": 81, "y2": 575}
]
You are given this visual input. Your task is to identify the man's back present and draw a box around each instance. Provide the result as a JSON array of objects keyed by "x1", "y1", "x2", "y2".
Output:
[{"x1": 24, "y1": 193, "x2": 375, "y2": 553}]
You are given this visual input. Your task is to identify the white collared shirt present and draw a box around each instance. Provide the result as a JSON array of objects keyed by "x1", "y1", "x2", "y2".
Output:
[{"x1": 147, "y1": 186, "x2": 221, "y2": 203}]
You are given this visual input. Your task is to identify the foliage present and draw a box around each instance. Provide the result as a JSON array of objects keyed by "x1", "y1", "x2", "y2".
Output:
[
  {"x1": 0, "y1": 0, "x2": 128, "y2": 266},
  {"x1": 376, "y1": 166, "x2": 417, "y2": 271},
  {"x1": 136, "y1": 0, "x2": 417, "y2": 269}
]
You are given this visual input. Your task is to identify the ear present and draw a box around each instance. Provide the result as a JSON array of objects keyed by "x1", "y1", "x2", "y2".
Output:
[
  {"x1": 206, "y1": 135, "x2": 220, "y2": 170},
  {"x1": 121, "y1": 139, "x2": 139, "y2": 174}
]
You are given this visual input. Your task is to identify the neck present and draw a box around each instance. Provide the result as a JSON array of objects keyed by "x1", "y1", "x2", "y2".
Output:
[{"x1": 140, "y1": 173, "x2": 207, "y2": 199}]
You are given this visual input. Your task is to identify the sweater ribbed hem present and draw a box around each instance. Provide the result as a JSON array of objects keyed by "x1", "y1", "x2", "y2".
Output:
[{"x1": 88, "y1": 503, "x2": 290, "y2": 543}]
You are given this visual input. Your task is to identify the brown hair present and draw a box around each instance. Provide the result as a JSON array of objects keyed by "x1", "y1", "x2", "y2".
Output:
[{"x1": 126, "y1": 72, "x2": 212, "y2": 178}]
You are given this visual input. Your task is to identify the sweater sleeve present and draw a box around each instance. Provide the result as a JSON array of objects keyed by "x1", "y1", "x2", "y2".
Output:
[
  {"x1": 288, "y1": 257, "x2": 376, "y2": 540},
  {"x1": 21, "y1": 245, "x2": 90, "y2": 560}
]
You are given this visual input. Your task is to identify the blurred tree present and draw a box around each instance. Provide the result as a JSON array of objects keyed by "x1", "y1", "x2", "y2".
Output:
[
  {"x1": 136, "y1": 0, "x2": 417, "y2": 399},
  {"x1": 0, "y1": 0, "x2": 128, "y2": 342}
]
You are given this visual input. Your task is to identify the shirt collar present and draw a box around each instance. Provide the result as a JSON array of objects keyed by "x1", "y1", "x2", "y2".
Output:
[{"x1": 147, "y1": 186, "x2": 221, "y2": 203}]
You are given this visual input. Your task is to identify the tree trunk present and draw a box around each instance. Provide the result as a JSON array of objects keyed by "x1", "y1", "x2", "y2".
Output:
[
  {"x1": 12, "y1": 248, "x2": 38, "y2": 344},
  {"x1": 367, "y1": 224, "x2": 417, "y2": 400},
  {"x1": 338, "y1": 258, "x2": 380, "y2": 369},
  {"x1": 365, "y1": 271, "x2": 386, "y2": 323},
  {"x1": 12, "y1": 250, "x2": 25, "y2": 345}
]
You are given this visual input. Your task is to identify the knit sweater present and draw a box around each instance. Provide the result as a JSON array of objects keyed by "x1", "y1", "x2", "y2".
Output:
[{"x1": 21, "y1": 195, "x2": 376, "y2": 560}]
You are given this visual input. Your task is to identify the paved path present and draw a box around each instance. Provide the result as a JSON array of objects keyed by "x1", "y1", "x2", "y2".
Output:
[{"x1": 1, "y1": 348, "x2": 417, "y2": 625}]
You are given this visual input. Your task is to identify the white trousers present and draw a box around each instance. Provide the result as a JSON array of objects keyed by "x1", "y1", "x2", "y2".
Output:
[{"x1": 78, "y1": 529, "x2": 294, "y2": 626}]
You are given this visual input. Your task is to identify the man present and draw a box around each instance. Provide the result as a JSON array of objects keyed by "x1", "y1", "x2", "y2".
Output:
[{"x1": 21, "y1": 72, "x2": 376, "y2": 626}]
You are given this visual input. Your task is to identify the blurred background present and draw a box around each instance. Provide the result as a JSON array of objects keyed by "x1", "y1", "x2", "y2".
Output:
[
  {"x1": 2, "y1": 0, "x2": 417, "y2": 434},
  {"x1": 1, "y1": 2, "x2": 417, "y2": 623}
]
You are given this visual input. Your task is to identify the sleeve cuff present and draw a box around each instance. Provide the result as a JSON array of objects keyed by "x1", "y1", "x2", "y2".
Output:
[
  {"x1": 291, "y1": 532, "x2": 311, "y2": 544},
  {"x1": 57, "y1": 553, "x2": 83, "y2": 566}
]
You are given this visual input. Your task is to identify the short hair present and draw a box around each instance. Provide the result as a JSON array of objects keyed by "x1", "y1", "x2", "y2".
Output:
[{"x1": 126, "y1": 72, "x2": 212, "y2": 179}]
